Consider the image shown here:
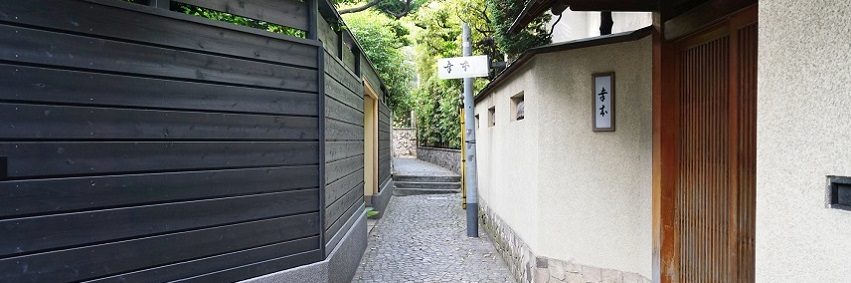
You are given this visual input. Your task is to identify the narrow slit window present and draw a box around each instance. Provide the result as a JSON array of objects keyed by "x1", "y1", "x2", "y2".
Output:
[
  {"x1": 511, "y1": 92, "x2": 525, "y2": 121},
  {"x1": 488, "y1": 107, "x2": 496, "y2": 127},
  {"x1": 829, "y1": 176, "x2": 851, "y2": 211},
  {"x1": 475, "y1": 114, "x2": 480, "y2": 129}
]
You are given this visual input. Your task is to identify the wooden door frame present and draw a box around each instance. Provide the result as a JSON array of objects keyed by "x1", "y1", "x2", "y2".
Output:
[
  {"x1": 363, "y1": 80, "x2": 380, "y2": 197},
  {"x1": 653, "y1": 3, "x2": 757, "y2": 283}
]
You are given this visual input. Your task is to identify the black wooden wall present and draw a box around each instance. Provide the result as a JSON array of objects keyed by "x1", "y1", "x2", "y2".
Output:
[
  {"x1": 0, "y1": 0, "x2": 391, "y2": 281},
  {"x1": 323, "y1": 47, "x2": 365, "y2": 251},
  {"x1": 377, "y1": 91, "x2": 393, "y2": 190},
  {"x1": 358, "y1": 45, "x2": 392, "y2": 192},
  {"x1": 320, "y1": 15, "x2": 393, "y2": 250},
  {"x1": 0, "y1": 0, "x2": 325, "y2": 282}
]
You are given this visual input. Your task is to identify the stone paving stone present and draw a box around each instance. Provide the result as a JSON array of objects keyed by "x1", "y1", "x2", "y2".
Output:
[{"x1": 353, "y1": 193, "x2": 514, "y2": 283}]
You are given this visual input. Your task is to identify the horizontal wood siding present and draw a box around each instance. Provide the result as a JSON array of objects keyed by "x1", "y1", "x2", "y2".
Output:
[
  {"x1": 0, "y1": 24, "x2": 316, "y2": 92},
  {"x1": 362, "y1": 55, "x2": 384, "y2": 100},
  {"x1": 319, "y1": 18, "x2": 340, "y2": 60},
  {"x1": 0, "y1": 1, "x2": 322, "y2": 282},
  {"x1": 323, "y1": 49, "x2": 365, "y2": 245},
  {"x1": 0, "y1": 0, "x2": 318, "y2": 68},
  {"x1": 341, "y1": 32, "x2": 358, "y2": 72},
  {"x1": 378, "y1": 102, "x2": 392, "y2": 187}
]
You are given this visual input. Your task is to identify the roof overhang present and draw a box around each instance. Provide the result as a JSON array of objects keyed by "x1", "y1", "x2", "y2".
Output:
[
  {"x1": 509, "y1": 0, "x2": 660, "y2": 34},
  {"x1": 475, "y1": 26, "x2": 654, "y2": 104}
]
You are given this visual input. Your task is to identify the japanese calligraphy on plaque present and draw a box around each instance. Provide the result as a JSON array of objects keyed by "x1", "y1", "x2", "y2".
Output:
[{"x1": 592, "y1": 72, "x2": 615, "y2": 132}]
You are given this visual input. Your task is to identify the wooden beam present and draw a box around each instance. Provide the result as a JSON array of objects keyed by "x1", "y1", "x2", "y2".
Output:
[
  {"x1": 567, "y1": 0, "x2": 658, "y2": 11},
  {"x1": 654, "y1": 23, "x2": 680, "y2": 283},
  {"x1": 664, "y1": 0, "x2": 757, "y2": 40},
  {"x1": 600, "y1": 11, "x2": 614, "y2": 35},
  {"x1": 509, "y1": 0, "x2": 658, "y2": 34}
]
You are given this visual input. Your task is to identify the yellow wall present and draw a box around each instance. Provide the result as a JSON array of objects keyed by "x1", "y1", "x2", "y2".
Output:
[{"x1": 363, "y1": 89, "x2": 378, "y2": 197}]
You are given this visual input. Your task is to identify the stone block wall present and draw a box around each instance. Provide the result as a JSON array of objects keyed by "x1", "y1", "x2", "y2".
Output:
[
  {"x1": 392, "y1": 128, "x2": 416, "y2": 157},
  {"x1": 479, "y1": 202, "x2": 651, "y2": 283},
  {"x1": 416, "y1": 147, "x2": 461, "y2": 174}
]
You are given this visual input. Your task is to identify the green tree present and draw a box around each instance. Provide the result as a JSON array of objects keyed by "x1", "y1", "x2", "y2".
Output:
[
  {"x1": 335, "y1": 0, "x2": 428, "y2": 19},
  {"x1": 486, "y1": 0, "x2": 551, "y2": 60},
  {"x1": 343, "y1": 10, "x2": 415, "y2": 119},
  {"x1": 407, "y1": 0, "x2": 492, "y2": 148},
  {"x1": 296, "y1": 0, "x2": 542, "y2": 147},
  {"x1": 173, "y1": 2, "x2": 306, "y2": 37}
]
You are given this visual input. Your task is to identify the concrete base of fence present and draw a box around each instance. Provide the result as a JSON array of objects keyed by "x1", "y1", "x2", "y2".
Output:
[
  {"x1": 366, "y1": 179, "x2": 395, "y2": 218},
  {"x1": 239, "y1": 207, "x2": 367, "y2": 283}
]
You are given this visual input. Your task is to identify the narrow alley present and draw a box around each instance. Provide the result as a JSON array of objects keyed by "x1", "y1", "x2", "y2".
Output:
[
  {"x1": 2, "y1": 1, "x2": 848, "y2": 283},
  {"x1": 353, "y1": 158, "x2": 514, "y2": 283}
]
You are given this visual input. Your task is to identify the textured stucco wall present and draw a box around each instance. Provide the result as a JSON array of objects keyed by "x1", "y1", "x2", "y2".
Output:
[
  {"x1": 476, "y1": 62, "x2": 541, "y2": 253},
  {"x1": 475, "y1": 37, "x2": 653, "y2": 278},
  {"x1": 534, "y1": 37, "x2": 653, "y2": 278},
  {"x1": 757, "y1": 2, "x2": 851, "y2": 282}
]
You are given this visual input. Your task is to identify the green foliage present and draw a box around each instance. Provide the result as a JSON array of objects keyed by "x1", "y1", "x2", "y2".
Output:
[
  {"x1": 376, "y1": 0, "x2": 429, "y2": 19},
  {"x1": 408, "y1": 0, "x2": 491, "y2": 149},
  {"x1": 167, "y1": 0, "x2": 544, "y2": 150},
  {"x1": 486, "y1": 0, "x2": 551, "y2": 59},
  {"x1": 334, "y1": 0, "x2": 428, "y2": 19},
  {"x1": 366, "y1": 207, "x2": 380, "y2": 219},
  {"x1": 173, "y1": 3, "x2": 307, "y2": 38},
  {"x1": 343, "y1": 10, "x2": 415, "y2": 117}
]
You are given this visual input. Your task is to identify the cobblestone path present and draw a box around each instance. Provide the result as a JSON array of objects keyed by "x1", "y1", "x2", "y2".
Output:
[{"x1": 353, "y1": 193, "x2": 514, "y2": 283}]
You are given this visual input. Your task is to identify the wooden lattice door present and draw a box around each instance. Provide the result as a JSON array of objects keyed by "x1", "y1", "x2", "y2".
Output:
[{"x1": 671, "y1": 5, "x2": 756, "y2": 283}]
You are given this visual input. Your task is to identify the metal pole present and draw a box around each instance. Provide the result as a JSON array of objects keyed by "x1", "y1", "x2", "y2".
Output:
[
  {"x1": 461, "y1": 23, "x2": 479, "y2": 238},
  {"x1": 460, "y1": 108, "x2": 467, "y2": 210}
]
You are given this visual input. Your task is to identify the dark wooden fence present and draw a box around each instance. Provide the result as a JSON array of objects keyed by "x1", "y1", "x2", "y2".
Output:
[
  {"x1": 378, "y1": 97, "x2": 393, "y2": 189},
  {"x1": 0, "y1": 0, "x2": 391, "y2": 281},
  {"x1": 322, "y1": 28, "x2": 366, "y2": 253},
  {"x1": 318, "y1": 9, "x2": 392, "y2": 253}
]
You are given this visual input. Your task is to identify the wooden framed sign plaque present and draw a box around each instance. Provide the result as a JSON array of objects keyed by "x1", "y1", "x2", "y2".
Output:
[{"x1": 592, "y1": 72, "x2": 615, "y2": 132}]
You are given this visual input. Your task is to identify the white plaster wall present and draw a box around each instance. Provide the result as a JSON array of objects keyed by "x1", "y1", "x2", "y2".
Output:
[
  {"x1": 476, "y1": 37, "x2": 653, "y2": 278},
  {"x1": 550, "y1": 11, "x2": 653, "y2": 43},
  {"x1": 534, "y1": 37, "x2": 653, "y2": 278},
  {"x1": 475, "y1": 63, "x2": 541, "y2": 250},
  {"x1": 757, "y1": 2, "x2": 851, "y2": 282},
  {"x1": 550, "y1": 11, "x2": 590, "y2": 43}
]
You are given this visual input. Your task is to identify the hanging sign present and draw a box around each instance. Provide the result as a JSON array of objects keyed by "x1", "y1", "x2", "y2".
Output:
[
  {"x1": 592, "y1": 72, "x2": 616, "y2": 132},
  {"x1": 437, "y1": 55, "x2": 489, "y2": 79}
]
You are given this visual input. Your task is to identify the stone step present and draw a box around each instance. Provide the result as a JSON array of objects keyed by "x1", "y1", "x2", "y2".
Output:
[
  {"x1": 393, "y1": 187, "x2": 460, "y2": 196},
  {"x1": 394, "y1": 181, "x2": 461, "y2": 190},
  {"x1": 392, "y1": 174, "x2": 461, "y2": 183}
]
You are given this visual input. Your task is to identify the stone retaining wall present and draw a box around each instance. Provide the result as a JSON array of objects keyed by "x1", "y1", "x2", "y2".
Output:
[
  {"x1": 416, "y1": 146, "x2": 461, "y2": 174},
  {"x1": 392, "y1": 128, "x2": 416, "y2": 157},
  {"x1": 479, "y1": 202, "x2": 651, "y2": 283}
]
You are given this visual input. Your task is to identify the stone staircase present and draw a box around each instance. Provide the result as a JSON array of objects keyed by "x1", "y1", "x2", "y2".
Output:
[
  {"x1": 392, "y1": 158, "x2": 461, "y2": 196},
  {"x1": 393, "y1": 174, "x2": 462, "y2": 195}
]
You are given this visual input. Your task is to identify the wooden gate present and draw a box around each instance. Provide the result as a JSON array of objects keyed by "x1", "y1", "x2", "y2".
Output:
[{"x1": 663, "y1": 5, "x2": 757, "y2": 283}]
